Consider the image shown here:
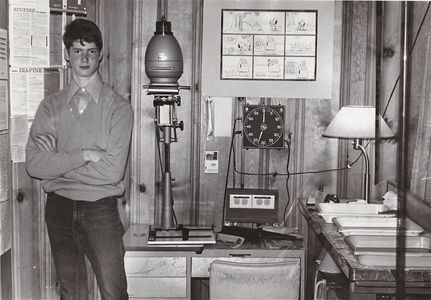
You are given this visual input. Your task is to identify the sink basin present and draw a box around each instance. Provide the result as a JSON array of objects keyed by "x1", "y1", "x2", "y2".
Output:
[
  {"x1": 317, "y1": 203, "x2": 394, "y2": 223},
  {"x1": 345, "y1": 235, "x2": 431, "y2": 267},
  {"x1": 333, "y1": 217, "x2": 424, "y2": 236}
]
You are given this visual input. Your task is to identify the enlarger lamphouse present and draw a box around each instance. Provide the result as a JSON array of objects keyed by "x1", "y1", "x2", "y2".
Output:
[{"x1": 144, "y1": 17, "x2": 215, "y2": 246}]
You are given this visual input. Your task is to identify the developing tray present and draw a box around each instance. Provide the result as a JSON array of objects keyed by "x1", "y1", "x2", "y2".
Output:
[
  {"x1": 317, "y1": 203, "x2": 394, "y2": 223},
  {"x1": 345, "y1": 235, "x2": 431, "y2": 268},
  {"x1": 333, "y1": 217, "x2": 424, "y2": 236},
  {"x1": 355, "y1": 252, "x2": 431, "y2": 268},
  {"x1": 345, "y1": 235, "x2": 431, "y2": 254}
]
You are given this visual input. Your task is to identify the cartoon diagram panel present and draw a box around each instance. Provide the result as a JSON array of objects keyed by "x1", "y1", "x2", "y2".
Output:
[{"x1": 221, "y1": 9, "x2": 317, "y2": 81}]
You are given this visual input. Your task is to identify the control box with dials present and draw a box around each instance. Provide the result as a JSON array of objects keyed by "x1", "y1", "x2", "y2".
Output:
[{"x1": 224, "y1": 188, "x2": 279, "y2": 224}]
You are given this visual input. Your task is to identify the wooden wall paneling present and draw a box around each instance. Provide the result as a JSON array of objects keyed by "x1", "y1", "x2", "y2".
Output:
[
  {"x1": 130, "y1": 0, "x2": 158, "y2": 224},
  {"x1": 409, "y1": 2, "x2": 431, "y2": 201},
  {"x1": 97, "y1": 0, "x2": 133, "y2": 99},
  {"x1": 96, "y1": 0, "x2": 133, "y2": 228},
  {"x1": 235, "y1": 97, "x2": 245, "y2": 191},
  {"x1": 198, "y1": 102, "x2": 232, "y2": 229},
  {"x1": 131, "y1": 0, "x2": 195, "y2": 226},
  {"x1": 269, "y1": 98, "x2": 301, "y2": 227},
  {"x1": 337, "y1": 1, "x2": 371, "y2": 200},
  {"x1": 166, "y1": 0, "x2": 194, "y2": 226},
  {"x1": 37, "y1": 70, "x2": 61, "y2": 300},
  {"x1": 346, "y1": 1, "x2": 370, "y2": 200},
  {"x1": 337, "y1": 2, "x2": 353, "y2": 198},
  {"x1": 11, "y1": 165, "x2": 38, "y2": 299},
  {"x1": 11, "y1": 68, "x2": 61, "y2": 299},
  {"x1": 1, "y1": 0, "x2": 11, "y2": 298},
  {"x1": 327, "y1": 0, "x2": 343, "y2": 209},
  {"x1": 242, "y1": 97, "x2": 261, "y2": 192},
  {"x1": 190, "y1": 0, "x2": 204, "y2": 225},
  {"x1": 301, "y1": 100, "x2": 338, "y2": 201},
  {"x1": 0, "y1": 0, "x2": 6, "y2": 28}
]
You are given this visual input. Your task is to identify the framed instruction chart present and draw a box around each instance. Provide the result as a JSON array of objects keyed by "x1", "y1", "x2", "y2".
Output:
[
  {"x1": 202, "y1": 0, "x2": 335, "y2": 99},
  {"x1": 221, "y1": 10, "x2": 317, "y2": 81}
]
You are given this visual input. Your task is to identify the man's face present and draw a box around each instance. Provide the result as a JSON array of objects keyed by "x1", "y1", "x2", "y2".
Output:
[{"x1": 64, "y1": 40, "x2": 102, "y2": 79}]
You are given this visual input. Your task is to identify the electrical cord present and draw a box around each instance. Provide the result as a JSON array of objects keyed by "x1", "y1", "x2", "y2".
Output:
[
  {"x1": 282, "y1": 137, "x2": 292, "y2": 225},
  {"x1": 222, "y1": 118, "x2": 241, "y2": 225},
  {"x1": 233, "y1": 161, "x2": 351, "y2": 177}
]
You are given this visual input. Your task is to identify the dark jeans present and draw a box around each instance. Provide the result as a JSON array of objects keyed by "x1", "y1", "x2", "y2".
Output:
[{"x1": 45, "y1": 192, "x2": 128, "y2": 300}]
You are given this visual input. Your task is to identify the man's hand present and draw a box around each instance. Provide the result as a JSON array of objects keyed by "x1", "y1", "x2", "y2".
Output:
[
  {"x1": 33, "y1": 134, "x2": 56, "y2": 152},
  {"x1": 83, "y1": 149, "x2": 105, "y2": 163}
]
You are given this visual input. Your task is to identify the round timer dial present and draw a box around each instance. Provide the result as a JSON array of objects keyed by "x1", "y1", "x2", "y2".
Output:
[{"x1": 243, "y1": 105, "x2": 285, "y2": 149}]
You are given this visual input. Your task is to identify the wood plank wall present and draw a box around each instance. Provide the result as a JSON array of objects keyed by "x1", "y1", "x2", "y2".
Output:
[
  {"x1": 130, "y1": 0, "x2": 344, "y2": 232},
  {"x1": 408, "y1": 2, "x2": 431, "y2": 203},
  {"x1": 374, "y1": 2, "x2": 400, "y2": 195},
  {"x1": 0, "y1": 0, "x2": 11, "y2": 298}
]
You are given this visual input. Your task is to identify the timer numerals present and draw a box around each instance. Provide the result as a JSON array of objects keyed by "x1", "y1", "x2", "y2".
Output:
[{"x1": 243, "y1": 105, "x2": 285, "y2": 149}]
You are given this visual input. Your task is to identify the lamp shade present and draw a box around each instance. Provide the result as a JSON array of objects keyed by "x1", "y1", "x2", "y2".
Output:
[{"x1": 322, "y1": 105, "x2": 394, "y2": 139}]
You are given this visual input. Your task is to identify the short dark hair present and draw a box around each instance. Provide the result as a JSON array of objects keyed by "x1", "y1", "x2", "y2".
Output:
[{"x1": 63, "y1": 18, "x2": 103, "y2": 50}]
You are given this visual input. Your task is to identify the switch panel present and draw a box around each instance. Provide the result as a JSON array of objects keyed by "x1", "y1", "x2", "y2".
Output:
[
  {"x1": 252, "y1": 195, "x2": 275, "y2": 209},
  {"x1": 229, "y1": 194, "x2": 252, "y2": 208},
  {"x1": 225, "y1": 188, "x2": 279, "y2": 224}
]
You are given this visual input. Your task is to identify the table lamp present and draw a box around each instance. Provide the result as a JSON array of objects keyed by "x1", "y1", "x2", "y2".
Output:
[{"x1": 322, "y1": 105, "x2": 395, "y2": 203}]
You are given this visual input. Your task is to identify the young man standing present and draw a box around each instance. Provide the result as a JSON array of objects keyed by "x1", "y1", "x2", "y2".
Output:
[{"x1": 26, "y1": 18, "x2": 132, "y2": 299}]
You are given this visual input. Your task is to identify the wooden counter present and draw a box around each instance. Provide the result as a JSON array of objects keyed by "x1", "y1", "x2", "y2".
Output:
[
  {"x1": 298, "y1": 199, "x2": 431, "y2": 298},
  {"x1": 123, "y1": 224, "x2": 305, "y2": 299}
]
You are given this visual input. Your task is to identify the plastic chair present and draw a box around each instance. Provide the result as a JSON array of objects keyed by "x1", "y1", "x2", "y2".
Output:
[{"x1": 209, "y1": 260, "x2": 300, "y2": 300}]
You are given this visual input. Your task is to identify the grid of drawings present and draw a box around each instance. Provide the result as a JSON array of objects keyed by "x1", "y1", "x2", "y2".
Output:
[{"x1": 221, "y1": 9, "x2": 317, "y2": 81}]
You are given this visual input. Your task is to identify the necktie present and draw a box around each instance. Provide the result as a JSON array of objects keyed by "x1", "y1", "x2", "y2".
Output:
[{"x1": 77, "y1": 88, "x2": 89, "y2": 115}]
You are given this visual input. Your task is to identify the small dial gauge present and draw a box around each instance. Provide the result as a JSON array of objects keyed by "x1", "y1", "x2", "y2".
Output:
[{"x1": 243, "y1": 105, "x2": 285, "y2": 149}]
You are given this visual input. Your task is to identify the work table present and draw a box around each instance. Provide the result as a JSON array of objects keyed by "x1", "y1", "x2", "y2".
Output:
[
  {"x1": 123, "y1": 224, "x2": 305, "y2": 299},
  {"x1": 298, "y1": 199, "x2": 431, "y2": 298}
]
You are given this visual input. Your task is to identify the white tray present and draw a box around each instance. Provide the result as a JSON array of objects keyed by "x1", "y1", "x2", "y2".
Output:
[
  {"x1": 333, "y1": 217, "x2": 423, "y2": 236},
  {"x1": 317, "y1": 203, "x2": 389, "y2": 214},
  {"x1": 345, "y1": 235, "x2": 431, "y2": 254},
  {"x1": 317, "y1": 203, "x2": 394, "y2": 223},
  {"x1": 356, "y1": 252, "x2": 431, "y2": 268}
]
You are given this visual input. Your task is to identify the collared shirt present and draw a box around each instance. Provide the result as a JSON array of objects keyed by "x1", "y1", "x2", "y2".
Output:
[
  {"x1": 67, "y1": 76, "x2": 102, "y2": 106},
  {"x1": 25, "y1": 73, "x2": 134, "y2": 201}
]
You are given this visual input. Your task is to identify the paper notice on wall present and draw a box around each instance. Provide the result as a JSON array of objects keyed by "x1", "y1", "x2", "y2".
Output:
[
  {"x1": 9, "y1": 2, "x2": 50, "y2": 67},
  {"x1": 9, "y1": 0, "x2": 48, "y2": 6},
  {"x1": 0, "y1": 29, "x2": 8, "y2": 80},
  {"x1": 10, "y1": 117, "x2": 30, "y2": 163},
  {"x1": 0, "y1": 133, "x2": 11, "y2": 254},
  {"x1": 0, "y1": 81, "x2": 8, "y2": 130},
  {"x1": 205, "y1": 151, "x2": 219, "y2": 174},
  {"x1": 10, "y1": 67, "x2": 44, "y2": 118}
]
